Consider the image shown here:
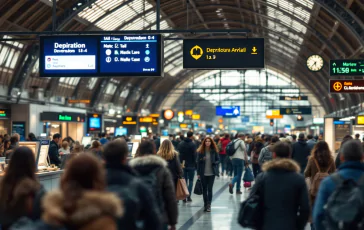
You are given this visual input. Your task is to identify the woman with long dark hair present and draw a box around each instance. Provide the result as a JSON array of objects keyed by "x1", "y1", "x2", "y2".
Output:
[
  {"x1": 0, "y1": 147, "x2": 46, "y2": 230},
  {"x1": 304, "y1": 141, "x2": 336, "y2": 230},
  {"x1": 196, "y1": 137, "x2": 220, "y2": 212},
  {"x1": 39, "y1": 154, "x2": 123, "y2": 230},
  {"x1": 251, "y1": 139, "x2": 264, "y2": 178}
]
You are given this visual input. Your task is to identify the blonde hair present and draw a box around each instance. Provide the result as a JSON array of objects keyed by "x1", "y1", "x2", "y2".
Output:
[
  {"x1": 157, "y1": 139, "x2": 176, "y2": 161},
  {"x1": 62, "y1": 141, "x2": 69, "y2": 149}
]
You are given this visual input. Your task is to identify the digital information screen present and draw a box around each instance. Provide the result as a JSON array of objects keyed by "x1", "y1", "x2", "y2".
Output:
[
  {"x1": 279, "y1": 107, "x2": 312, "y2": 115},
  {"x1": 183, "y1": 38, "x2": 264, "y2": 69},
  {"x1": 330, "y1": 60, "x2": 364, "y2": 76},
  {"x1": 330, "y1": 80, "x2": 364, "y2": 93},
  {"x1": 279, "y1": 96, "x2": 308, "y2": 101},
  {"x1": 100, "y1": 35, "x2": 162, "y2": 76},
  {"x1": 216, "y1": 106, "x2": 240, "y2": 117},
  {"x1": 40, "y1": 36, "x2": 98, "y2": 76},
  {"x1": 39, "y1": 35, "x2": 162, "y2": 77}
]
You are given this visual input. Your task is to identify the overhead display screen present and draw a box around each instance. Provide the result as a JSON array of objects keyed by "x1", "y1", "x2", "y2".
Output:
[
  {"x1": 279, "y1": 96, "x2": 308, "y2": 101},
  {"x1": 100, "y1": 35, "x2": 162, "y2": 76},
  {"x1": 39, "y1": 35, "x2": 162, "y2": 77},
  {"x1": 216, "y1": 106, "x2": 240, "y2": 117},
  {"x1": 279, "y1": 107, "x2": 312, "y2": 115},
  {"x1": 329, "y1": 80, "x2": 364, "y2": 93},
  {"x1": 183, "y1": 38, "x2": 264, "y2": 69},
  {"x1": 330, "y1": 60, "x2": 364, "y2": 76}
]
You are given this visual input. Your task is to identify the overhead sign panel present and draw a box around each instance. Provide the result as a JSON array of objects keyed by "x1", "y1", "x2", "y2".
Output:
[
  {"x1": 330, "y1": 80, "x2": 364, "y2": 93},
  {"x1": 356, "y1": 116, "x2": 364, "y2": 125},
  {"x1": 279, "y1": 96, "x2": 308, "y2": 101},
  {"x1": 330, "y1": 60, "x2": 364, "y2": 76},
  {"x1": 183, "y1": 38, "x2": 264, "y2": 69},
  {"x1": 40, "y1": 35, "x2": 163, "y2": 77},
  {"x1": 216, "y1": 106, "x2": 240, "y2": 117},
  {"x1": 279, "y1": 107, "x2": 312, "y2": 115}
]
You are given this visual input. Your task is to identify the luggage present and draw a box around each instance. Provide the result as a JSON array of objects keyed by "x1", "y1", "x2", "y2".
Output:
[
  {"x1": 243, "y1": 182, "x2": 251, "y2": 188},
  {"x1": 243, "y1": 167, "x2": 254, "y2": 182},
  {"x1": 176, "y1": 178, "x2": 189, "y2": 200},
  {"x1": 193, "y1": 179, "x2": 203, "y2": 195}
]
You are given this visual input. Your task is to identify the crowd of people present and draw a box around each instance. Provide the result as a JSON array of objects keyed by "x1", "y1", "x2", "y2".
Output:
[{"x1": 0, "y1": 130, "x2": 364, "y2": 230}]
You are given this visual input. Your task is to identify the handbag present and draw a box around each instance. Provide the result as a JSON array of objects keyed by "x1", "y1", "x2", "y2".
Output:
[
  {"x1": 243, "y1": 166, "x2": 254, "y2": 182},
  {"x1": 193, "y1": 179, "x2": 203, "y2": 195},
  {"x1": 176, "y1": 177, "x2": 190, "y2": 200},
  {"x1": 238, "y1": 173, "x2": 265, "y2": 228}
]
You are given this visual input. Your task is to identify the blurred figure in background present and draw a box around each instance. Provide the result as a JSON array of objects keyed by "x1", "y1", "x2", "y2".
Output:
[
  {"x1": 0, "y1": 147, "x2": 46, "y2": 230},
  {"x1": 335, "y1": 135, "x2": 353, "y2": 169}
]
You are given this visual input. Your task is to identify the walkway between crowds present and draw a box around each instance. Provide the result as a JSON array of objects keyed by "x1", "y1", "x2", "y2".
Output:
[{"x1": 176, "y1": 175, "x2": 311, "y2": 230}]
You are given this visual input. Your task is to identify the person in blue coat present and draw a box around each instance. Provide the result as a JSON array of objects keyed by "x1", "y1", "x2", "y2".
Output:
[{"x1": 313, "y1": 140, "x2": 364, "y2": 230}]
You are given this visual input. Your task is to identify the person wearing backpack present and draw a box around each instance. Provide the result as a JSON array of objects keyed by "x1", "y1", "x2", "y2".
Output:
[
  {"x1": 313, "y1": 140, "x2": 364, "y2": 230},
  {"x1": 129, "y1": 140, "x2": 178, "y2": 230},
  {"x1": 304, "y1": 141, "x2": 336, "y2": 230},
  {"x1": 228, "y1": 133, "x2": 248, "y2": 195},
  {"x1": 242, "y1": 141, "x2": 309, "y2": 230},
  {"x1": 103, "y1": 140, "x2": 163, "y2": 230},
  {"x1": 258, "y1": 136, "x2": 278, "y2": 166}
]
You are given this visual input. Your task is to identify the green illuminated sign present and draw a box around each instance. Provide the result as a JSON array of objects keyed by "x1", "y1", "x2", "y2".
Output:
[
  {"x1": 330, "y1": 60, "x2": 364, "y2": 76},
  {"x1": 0, "y1": 113, "x2": 6, "y2": 117},
  {"x1": 58, "y1": 115, "x2": 72, "y2": 121}
]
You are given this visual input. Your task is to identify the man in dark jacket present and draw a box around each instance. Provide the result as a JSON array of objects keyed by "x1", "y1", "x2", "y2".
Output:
[
  {"x1": 178, "y1": 131, "x2": 197, "y2": 202},
  {"x1": 292, "y1": 133, "x2": 311, "y2": 174},
  {"x1": 306, "y1": 134, "x2": 316, "y2": 152},
  {"x1": 104, "y1": 140, "x2": 162, "y2": 230},
  {"x1": 250, "y1": 141, "x2": 309, "y2": 230},
  {"x1": 48, "y1": 133, "x2": 61, "y2": 166},
  {"x1": 313, "y1": 140, "x2": 364, "y2": 230}
]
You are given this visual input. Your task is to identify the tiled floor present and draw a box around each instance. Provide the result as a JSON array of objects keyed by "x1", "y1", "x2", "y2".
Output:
[{"x1": 176, "y1": 175, "x2": 311, "y2": 230}]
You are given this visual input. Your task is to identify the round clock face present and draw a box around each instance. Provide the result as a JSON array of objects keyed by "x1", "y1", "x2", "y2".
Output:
[{"x1": 307, "y1": 55, "x2": 324, "y2": 72}]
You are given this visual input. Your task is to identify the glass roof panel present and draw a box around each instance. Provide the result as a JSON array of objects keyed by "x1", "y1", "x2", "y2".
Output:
[{"x1": 59, "y1": 77, "x2": 80, "y2": 86}]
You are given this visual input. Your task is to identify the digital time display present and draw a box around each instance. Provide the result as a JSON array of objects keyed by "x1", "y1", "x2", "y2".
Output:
[{"x1": 330, "y1": 60, "x2": 364, "y2": 76}]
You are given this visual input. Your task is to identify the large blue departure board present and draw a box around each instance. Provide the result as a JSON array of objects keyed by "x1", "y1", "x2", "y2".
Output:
[{"x1": 39, "y1": 35, "x2": 163, "y2": 77}]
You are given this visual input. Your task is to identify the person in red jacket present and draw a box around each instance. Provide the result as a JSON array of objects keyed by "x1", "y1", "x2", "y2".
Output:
[{"x1": 218, "y1": 133, "x2": 231, "y2": 176}]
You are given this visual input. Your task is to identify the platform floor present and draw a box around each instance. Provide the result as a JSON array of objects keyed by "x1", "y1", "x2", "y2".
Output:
[{"x1": 176, "y1": 175, "x2": 311, "y2": 230}]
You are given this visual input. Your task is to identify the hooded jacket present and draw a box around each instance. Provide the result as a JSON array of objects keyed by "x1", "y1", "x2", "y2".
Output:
[
  {"x1": 0, "y1": 178, "x2": 45, "y2": 230},
  {"x1": 40, "y1": 190, "x2": 123, "y2": 230},
  {"x1": 292, "y1": 140, "x2": 311, "y2": 173},
  {"x1": 178, "y1": 138, "x2": 197, "y2": 169},
  {"x1": 105, "y1": 164, "x2": 163, "y2": 230},
  {"x1": 129, "y1": 155, "x2": 178, "y2": 226},
  {"x1": 313, "y1": 161, "x2": 364, "y2": 230},
  {"x1": 251, "y1": 158, "x2": 309, "y2": 230}
]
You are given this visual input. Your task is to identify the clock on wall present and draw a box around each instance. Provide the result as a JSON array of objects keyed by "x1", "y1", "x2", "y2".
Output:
[{"x1": 307, "y1": 54, "x2": 324, "y2": 72}]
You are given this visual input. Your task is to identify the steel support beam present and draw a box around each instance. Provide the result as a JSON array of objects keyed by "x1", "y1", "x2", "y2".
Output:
[{"x1": 90, "y1": 79, "x2": 109, "y2": 107}]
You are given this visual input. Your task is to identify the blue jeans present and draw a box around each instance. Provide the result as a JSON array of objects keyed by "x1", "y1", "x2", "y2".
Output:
[
  {"x1": 219, "y1": 154, "x2": 226, "y2": 174},
  {"x1": 184, "y1": 168, "x2": 195, "y2": 197},
  {"x1": 231, "y1": 159, "x2": 244, "y2": 191}
]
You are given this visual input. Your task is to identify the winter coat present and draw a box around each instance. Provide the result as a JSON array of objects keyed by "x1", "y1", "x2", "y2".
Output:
[
  {"x1": 313, "y1": 161, "x2": 364, "y2": 230},
  {"x1": 306, "y1": 139, "x2": 316, "y2": 152},
  {"x1": 251, "y1": 158, "x2": 309, "y2": 230},
  {"x1": 304, "y1": 157, "x2": 335, "y2": 222},
  {"x1": 129, "y1": 155, "x2": 178, "y2": 226},
  {"x1": 178, "y1": 139, "x2": 197, "y2": 169},
  {"x1": 48, "y1": 140, "x2": 61, "y2": 166},
  {"x1": 219, "y1": 138, "x2": 230, "y2": 155},
  {"x1": 40, "y1": 189, "x2": 123, "y2": 230},
  {"x1": 292, "y1": 140, "x2": 311, "y2": 174},
  {"x1": 166, "y1": 152, "x2": 183, "y2": 182},
  {"x1": 196, "y1": 149, "x2": 220, "y2": 177},
  {"x1": 258, "y1": 144, "x2": 274, "y2": 165},
  {"x1": 105, "y1": 164, "x2": 163, "y2": 230},
  {"x1": 0, "y1": 178, "x2": 46, "y2": 230}
]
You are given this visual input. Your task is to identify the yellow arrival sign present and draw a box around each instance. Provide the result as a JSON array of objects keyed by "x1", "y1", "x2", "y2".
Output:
[{"x1": 190, "y1": 45, "x2": 203, "y2": 60}]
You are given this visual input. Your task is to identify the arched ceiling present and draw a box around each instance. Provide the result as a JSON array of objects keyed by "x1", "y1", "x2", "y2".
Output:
[{"x1": 0, "y1": 0, "x2": 363, "y2": 116}]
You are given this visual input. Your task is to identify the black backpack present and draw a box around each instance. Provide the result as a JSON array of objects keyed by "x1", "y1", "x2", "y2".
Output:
[
  {"x1": 226, "y1": 139, "x2": 241, "y2": 157},
  {"x1": 324, "y1": 173, "x2": 364, "y2": 230},
  {"x1": 139, "y1": 168, "x2": 165, "y2": 213}
]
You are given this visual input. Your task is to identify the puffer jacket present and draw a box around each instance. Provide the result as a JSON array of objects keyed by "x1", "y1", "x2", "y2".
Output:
[
  {"x1": 41, "y1": 190, "x2": 122, "y2": 230},
  {"x1": 106, "y1": 164, "x2": 163, "y2": 230},
  {"x1": 0, "y1": 178, "x2": 46, "y2": 230},
  {"x1": 129, "y1": 155, "x2": 178, "y2": 226},
  {"x1": 251, "y1": 158, "x2": 309, "y2": 230}
]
